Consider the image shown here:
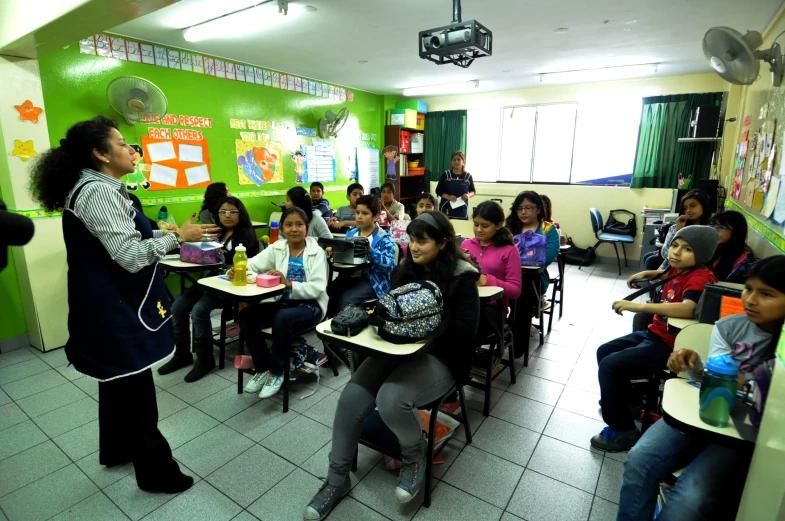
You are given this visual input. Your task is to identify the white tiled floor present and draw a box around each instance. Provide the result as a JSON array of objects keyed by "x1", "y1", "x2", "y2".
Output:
[{"x1": 0, "y1": 262, "x2": 642, "y2": 521}]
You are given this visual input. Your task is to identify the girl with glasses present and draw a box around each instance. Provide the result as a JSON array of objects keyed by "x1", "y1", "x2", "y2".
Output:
[
  {"x1": 163, "y1": 196, "x2": 259, "y2": 382},
  {"x1": 707, "y1": 210, "x2": 755, "y2": 283}
]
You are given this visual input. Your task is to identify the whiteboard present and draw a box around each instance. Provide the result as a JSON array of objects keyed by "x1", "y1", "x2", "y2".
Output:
[{"x1": 357, "y1": 147, "x2": 380, "y2": 191}]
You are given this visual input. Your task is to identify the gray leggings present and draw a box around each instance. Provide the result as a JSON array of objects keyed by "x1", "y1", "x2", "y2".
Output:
[{"x1": 327, "y1": 354, "x2": 454, "y2": 486}]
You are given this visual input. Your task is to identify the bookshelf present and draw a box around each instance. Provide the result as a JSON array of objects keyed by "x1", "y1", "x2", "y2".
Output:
[{"x1": 384, "y1": 125, "x2": 428, "y2": 207}]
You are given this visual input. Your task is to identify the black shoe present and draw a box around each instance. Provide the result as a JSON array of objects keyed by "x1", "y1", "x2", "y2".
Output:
[
  {"x1": 157, "y1": 354, "x2": 193, "y2": 375},
  {"x1": 138, "y1": 472, "x2": 194, "y2": 494},
  {"x1": 184, "y1": 357, "x2": 215, "y2": 382},
  {"x1": 590, "y1": 427, "x2": 641, "y2": 452}
]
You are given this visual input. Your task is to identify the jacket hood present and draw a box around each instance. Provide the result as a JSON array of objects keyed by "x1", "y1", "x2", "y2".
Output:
[{"x1": 454, "y1": 258, "x2": 480, "y2": 278}]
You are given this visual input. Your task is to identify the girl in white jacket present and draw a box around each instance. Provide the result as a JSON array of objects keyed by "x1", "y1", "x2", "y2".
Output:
[{"x1": 233, "y1": 207, "x2": 329, "y2": 399}]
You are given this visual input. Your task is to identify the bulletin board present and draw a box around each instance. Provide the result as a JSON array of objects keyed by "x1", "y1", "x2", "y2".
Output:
[{"x1": 141, "y1": 135, "x2": 212, "y2": 190}]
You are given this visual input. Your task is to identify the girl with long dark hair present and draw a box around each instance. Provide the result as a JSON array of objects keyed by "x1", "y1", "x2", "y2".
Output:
[
  {"x1": 707, "y1": 210, "x2": 755, "y2": 283},
  {"x1": 29, "y1": 116, "x2": 219, "y2": 493},
  {"x1": 199, "y1": 182, "x2": 228, "y2": 224},
  {"x1": 647, "y1": 189, "x2": 712, "y2": 270},
  {"x1": 304, "y1": 211, "x2": 480, "y2": 519},
  {"x1": 286, "y1": 186, "x2": 332, "y2": 238}
]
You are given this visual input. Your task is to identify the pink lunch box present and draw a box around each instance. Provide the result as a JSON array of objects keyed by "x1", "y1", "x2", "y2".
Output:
[{"x1": 256, "y1": 274, "x2": 281, "y2": 287}]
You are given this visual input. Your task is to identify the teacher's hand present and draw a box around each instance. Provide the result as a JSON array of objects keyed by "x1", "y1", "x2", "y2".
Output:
[
  {"x1": 461, "y1": 193, "x2": 470, "y2": 201},
  {"x1": 178, "y1": 214, "x2": 221, "y2": 242}
]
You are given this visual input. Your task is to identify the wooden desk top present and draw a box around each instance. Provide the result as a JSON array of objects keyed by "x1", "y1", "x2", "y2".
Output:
[
  {"x1": 668, "y1": 317, "x2": 699, "y2": 333},
  {"x1": 478, "y1": 285, "x2": 504, "y2": 302},
  {"x1": 315, "y1": 320, "x2": 429, "y2": 359},
  {"x1": 159, "y1": 258, "x2": 222, "y2": 272},
  {"x1": 198, "y1": 276, "x2": 285, "y2": 300},
  {"x1": 662, "y1": 379, "x2": 755, "y2": 445},
  {"x1": 251, "y1": 221, "x2": 268, "y2": 228}
]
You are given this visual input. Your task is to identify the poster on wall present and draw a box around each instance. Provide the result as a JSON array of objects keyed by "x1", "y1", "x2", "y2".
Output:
[
  {"x1": 291, "y1": 149, "x2": 308, "y2": 184},
  {"x1": 236, "y1": 139, "x2": 284, "y2": 186},
  {"x1": 140, "y1": 136, "x2": 212, "y2": 190},
  {"x1": 357, "y1": 147, "x2": 380, "y2": 191},
  {"x1": 303, "y1": 139, "x2": 336, "y2": 183}
]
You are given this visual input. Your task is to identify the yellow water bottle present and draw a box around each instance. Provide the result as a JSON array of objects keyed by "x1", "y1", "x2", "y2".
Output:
[{"x1": 233, "y1": 244, "x2": 248, "y2": 287}]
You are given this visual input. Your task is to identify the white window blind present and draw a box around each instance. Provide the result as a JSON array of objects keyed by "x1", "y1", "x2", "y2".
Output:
[{"x1": 466, "y1": 109, "x2": 501, "y2": 182}]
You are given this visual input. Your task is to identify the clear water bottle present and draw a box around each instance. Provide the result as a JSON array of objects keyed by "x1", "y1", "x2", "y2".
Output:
[
  {"x1": 233, "y1": 244, "x2": 248, "y2": 287},
  {"x1": 699, "y1": 354, "x2": 738, "y2": 427}
]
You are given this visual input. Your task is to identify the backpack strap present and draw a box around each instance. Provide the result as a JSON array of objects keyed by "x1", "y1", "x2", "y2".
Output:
[{"x1": 622, "y1": 270, "x2": 692, "y2": 302}]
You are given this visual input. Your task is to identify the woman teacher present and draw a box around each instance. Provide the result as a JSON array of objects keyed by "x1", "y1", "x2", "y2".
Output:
[
  {"x1": 30, "y1": 116, "x2": 220, "y2": 493},
  {"x1": 436, "y1": 150, "x2": 475, "y2": 220}
]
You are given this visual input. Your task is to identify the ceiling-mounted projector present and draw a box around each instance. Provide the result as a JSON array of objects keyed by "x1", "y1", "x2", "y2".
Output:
[{"x1": 419, "y1": 0, "x2": 492, "y2": 68}]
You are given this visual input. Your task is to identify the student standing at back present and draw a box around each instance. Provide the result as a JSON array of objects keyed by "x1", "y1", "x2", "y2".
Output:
[
  {"x1": 331, "y1": 183, "x2": 363, "y2": 231},
  {"x1": 436, "y1": 151, "x2": 475, "y2": 220},
  {"x1": 590, "y1": 226, "x2": 719, "y2": 452},
  {"x1": 162, "y1": 197, "x2": 259, "y2": 382},
  {"x1": 326, "y1": 194, "x2": 395, "y2": 316},
  {"x1": 462, "y1": 201, "x2": 522, "y2": 338},
  {"x1": 304, "y1": 211, "x2": 480, "y2": 520},
  {"x1": 198, "y1": 182, "x2": 228, "y2": 224}
]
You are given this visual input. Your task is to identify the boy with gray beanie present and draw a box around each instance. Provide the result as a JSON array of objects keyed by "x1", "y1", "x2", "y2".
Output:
[{"x1": 590, "y1": 226, "x2": 719, "y2": 452}]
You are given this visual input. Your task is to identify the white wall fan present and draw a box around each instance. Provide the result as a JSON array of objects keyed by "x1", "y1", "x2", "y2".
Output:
[
  {"x1": 319, "y1": 108, "x2": 350, "y2": 138},
  {"x1": 106, "y1": 76, "x2": 169, "y2": 124},
  {"x1": 703, "y1": 27, "x2": 783, "y2": 87}
]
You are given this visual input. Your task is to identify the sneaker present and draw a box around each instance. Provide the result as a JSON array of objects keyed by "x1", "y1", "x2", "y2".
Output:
[
  {"x1": 259, "y1": 373, "x2": 284, "y2": 399},
  {"x1": 590, "y1": 426, "x2": 641, "y2": 452},
  {"x1": 303, "y1": 478, "x2": 351, "y2": 520},
  {"x1": 396, "y1": 454, "x2": 426, "y2": 503},
  {"x1": 244, "y1": 371, "x2": 269, "y2": 393}
]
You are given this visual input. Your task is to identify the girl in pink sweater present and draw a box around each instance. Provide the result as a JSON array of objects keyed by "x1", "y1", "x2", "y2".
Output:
[{"x1": 462, "y1": 201, "x2": 522, "y2": 338}]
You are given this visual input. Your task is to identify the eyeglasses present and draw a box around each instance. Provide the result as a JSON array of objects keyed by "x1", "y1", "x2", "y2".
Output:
[
  {"x1": 517, "y1": 206, "x2": 538, "y2": 213},
  {"x1": 711, "y1": 224, "x2": 732, "y2": 231},
  {"x1": 218, "y1": 210, "x2": 240, "y2": 216}
]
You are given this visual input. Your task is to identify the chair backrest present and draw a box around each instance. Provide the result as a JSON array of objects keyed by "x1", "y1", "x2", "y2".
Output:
[
  {"x1": 393, "y1": 242, "x2": 401, "y2": 266},
  {"x1": 270, "y1": 211, "x2": 282, "y2": 225},
  {"x1": 589, "y1": 208, "x2": 603, "y2": 236},
  {"x1": 673, "y1": 323, "x2": 714, "y2": 378}
]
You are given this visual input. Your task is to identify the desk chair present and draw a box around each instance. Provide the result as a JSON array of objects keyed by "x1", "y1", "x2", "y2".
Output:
[
  {"x1": 580, "y1": 208, "x2": 635, "y2": 276},
  {"x1": 542, "y1": 250, "x2": 566, "y2": 334},
  {"x1": 469, "y1": 299, "x2": 518, "y2": 416},
  {"x1": 351, "y1": 384, "x2": 471, "y2": 508}
]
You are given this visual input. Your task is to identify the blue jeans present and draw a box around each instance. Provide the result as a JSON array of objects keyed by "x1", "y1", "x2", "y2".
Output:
[
  {"x1": 238, "y1": 301, "x2": 322, "y2": 376},
  {"x1": 643, "y1": 251, "x2": 662, "y2": 270},
  {"x1": 617, "y1": 419, "x2": 752, "y2": 521},
  {"x1": 172, "y1": 285, "x2": 228, "y2": 353},
  {"x1": 597, "y1": 331, "x2": 672, "y2": 431}
]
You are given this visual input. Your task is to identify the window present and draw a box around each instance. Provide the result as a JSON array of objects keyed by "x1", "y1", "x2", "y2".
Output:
[
  {"x1": 466, "y1": 99, "x2": 642, "y2": 184},
  {"x1": 466, "y1": 109, "x2": 501, "y2": 183}
]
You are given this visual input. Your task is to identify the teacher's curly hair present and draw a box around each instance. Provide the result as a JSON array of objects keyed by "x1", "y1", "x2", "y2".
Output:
[{"x1": 30, "y1": 116, "x2": 118, "y2": 212}]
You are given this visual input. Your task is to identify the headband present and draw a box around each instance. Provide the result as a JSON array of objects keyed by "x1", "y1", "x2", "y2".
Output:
[{"x1": 417, "y1": 212, "x2": 444, "y2": 233}]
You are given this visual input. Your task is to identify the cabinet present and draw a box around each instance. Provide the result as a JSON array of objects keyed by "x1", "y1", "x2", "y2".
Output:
[{"x1": 384, "y1": 125, "x2": 427, "y2": 209}]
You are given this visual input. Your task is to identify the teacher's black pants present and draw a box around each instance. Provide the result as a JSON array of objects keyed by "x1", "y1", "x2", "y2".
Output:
[{"x1": 98, "y1": 368, "x2": 181, "y2": 486}]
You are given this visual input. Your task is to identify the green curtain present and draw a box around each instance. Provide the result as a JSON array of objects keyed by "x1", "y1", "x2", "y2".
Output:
[
  {"x1": 631, "y1": 92, "x2": 724, "y2": 188},
  {"x1": 424, "y1": 110, "x2": 467, "y2": 182}
]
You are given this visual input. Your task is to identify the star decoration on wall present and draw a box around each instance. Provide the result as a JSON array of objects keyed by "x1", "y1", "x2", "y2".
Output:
[
  {"x1": 11, "y1": 139, "x2": 37, "y2": 162},
  {"x1": 14, "y1": 100, "x2": 44, "y2": 123}
]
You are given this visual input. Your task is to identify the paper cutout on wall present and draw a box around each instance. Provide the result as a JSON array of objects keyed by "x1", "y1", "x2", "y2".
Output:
[
  {"x1": 303, "y1": 139, "x2": 336, "y2": 183},
  {"x1": 762, "y1": 144, "x2": 776, "y2": 193},
  {"x1": 123, "y1": 144, "x2": 151, "y2": 191},
  {"x1": 11, "y1": 139, "x2": 37, "y2": 161},
  {"x1": 762, "y1": 176, "x2": 780, "y2": 219},
  {"x1": 141, "y1": 135, "x2": 212, "y2": 190},
  {"x1": 291, "y1": 150, "x2": 308, "y2": 183},
  {"x1": 296, "y1": 128, "x2": 317, "y2": 137},
  {"x1": 752, "y1": 187, "x2": 765, "y2": 210},
  {"x1": 382, "y1": 145, "x2": 399, "y2": 180},
  {"x1": 347, "y1": 91, "x2": 355, "y2": 102},
  {"x1": 773, "y1": 179, "x2": 785, "y2": 225},
  {"x1": 236, "y1": 140, "x2": 283, "y2": 186},
  {"x1": 14, "y1": 100, "x2": 44, "y2": 123}
]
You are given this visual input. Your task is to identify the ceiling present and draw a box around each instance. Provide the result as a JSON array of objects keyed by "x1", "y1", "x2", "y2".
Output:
[{"x1": 111, "y1": 0, "x2": 784, "y2": 95}]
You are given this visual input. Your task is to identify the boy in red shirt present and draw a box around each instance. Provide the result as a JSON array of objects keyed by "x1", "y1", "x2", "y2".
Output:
[{"x1": 590, "y1": 226, "x2": 719, "y2": 452}]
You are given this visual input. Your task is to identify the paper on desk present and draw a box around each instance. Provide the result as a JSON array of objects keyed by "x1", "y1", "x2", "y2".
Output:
[
  {"x1": 147, "y1": 141, "x2": 176, "y2": 162},
  {"x1": 178, "y1": 143, "x2": 204, "y2": 163},
  {"x1": 183, "y1": 241, "x2": 223, "y2": 249},
  {"x1": 449, "y1": 198, "x2": 466, "y2": 209},
  {"x1": 185, "y1": 164, "x2": 211, "y2": 186},
  {"x1": 149, "y1": 164, "x2": 178, "y2": 186}
]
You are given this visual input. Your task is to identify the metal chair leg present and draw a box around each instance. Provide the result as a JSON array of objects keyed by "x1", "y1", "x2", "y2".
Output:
[
  {"x1": 458, "y1": 386, "x2": 472, "y2": 444},
  {"x1": 622, "y1": 242, "x2": 629, "y2": 268},
  {"x1": 507, "y1": 332, "x2": 517, "y2": 385},
  {"x1": 236, "y1": 330, "x2": 244, "y2": 394},
  {"x1": 612, "y1": 241, "x2": 622, "y2": 275},
  {"x1": 483, "y1": 343, "x2": 493, "y2": 417},
  {"x1": 218, "y1": 312, "x2": 227, "y2": 370},
  {"x1": 423, "y1": 407, "x2": 438, "y2": 508},
  {"x1": 282, "y1": 366, "x2": 290, "y2": 413}
]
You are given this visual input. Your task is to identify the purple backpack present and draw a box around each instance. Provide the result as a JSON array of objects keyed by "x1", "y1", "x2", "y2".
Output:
[{"x1": 513, "y1": 230, "x2": 546, "y2": 266}]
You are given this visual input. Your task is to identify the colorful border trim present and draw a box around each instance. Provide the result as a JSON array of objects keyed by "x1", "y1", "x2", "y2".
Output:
[
  {"x1": 777, "y1": 325, "x2": 785, "y2": 369},
  {"x1": 725, "y1": 199, "x2": 785, "y2": 254},
  {"x1": 10, "y1": 186, "x2": 349, "y2": 219}
]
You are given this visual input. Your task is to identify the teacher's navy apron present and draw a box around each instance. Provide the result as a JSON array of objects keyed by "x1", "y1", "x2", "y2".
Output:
[
  {"x1": 63, "y1": 181, "x2": 174, "y2": 381},
  {"x1": 439, "y1": 170, "x2": 472, "y2": 220}
]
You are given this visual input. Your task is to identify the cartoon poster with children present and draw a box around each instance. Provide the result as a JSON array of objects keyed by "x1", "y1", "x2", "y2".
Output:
[
  {"x1": 236, "y1": 139, "x2": 284, "y2": 186},
  {"x1": 122, "y1": 144, "x2": 151, "y2": 191},
  {"x1": 290, "y1": 149, "x2": 308, "y2": 184},
  {"x1": 382, "y1": 145, "x2": 399, "y2": 180}
]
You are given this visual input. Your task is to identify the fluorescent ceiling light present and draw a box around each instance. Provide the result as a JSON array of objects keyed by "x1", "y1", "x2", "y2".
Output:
[
  {"x1": 402, "y1": 80, "x2": 479, "y2": 97},
  {"x1": 539, "y1": 64, "x2": 659, "y2": 84},
  {"x1": 183, "y1": 2, "x2": 310, "y2": 43}
]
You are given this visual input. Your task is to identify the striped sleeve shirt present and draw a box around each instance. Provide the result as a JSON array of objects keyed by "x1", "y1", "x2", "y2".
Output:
[{"x1": 66, "y1": 169, "x2": 179, "y2": 273}]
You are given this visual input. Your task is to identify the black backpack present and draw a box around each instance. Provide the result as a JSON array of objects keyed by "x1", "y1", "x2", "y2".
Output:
[
  {"x1": 563, "y1": 237, "x2": 596, "y2": 266},
  {"x1": 330, "y1": 305, "x2": 370, "y2": 337},
  {"x1": 604, "y1": 209, "x2": 637, "y2": 237},
  {"x1": 370, "y1": 280, "x2": 446, "y2": 344}
]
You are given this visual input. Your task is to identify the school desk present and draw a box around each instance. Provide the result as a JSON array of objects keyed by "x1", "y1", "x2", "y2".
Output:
[
  {"x1": 251, "y1": 221, "x2": 268, "y2": 229},
  {"x1": 662, "y1": 378, "x2": 757, "y2": 447},
  {"x1": 474, "y1": 285, "x2": 512, "y2": 415},
  {"x1": 315, "y1": 320, "x2": 432, "y2": 366},
  {"x1": 159, "y1": 258, "x2": 222, "y2": 301},
  {"x1": 667, "y1": 317, "x2": 699, "y2": 335}
]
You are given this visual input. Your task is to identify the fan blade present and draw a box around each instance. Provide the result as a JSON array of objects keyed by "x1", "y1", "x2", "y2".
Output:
[{"x1": 325, "y1": 110, "x2": 337, "y2": 122}]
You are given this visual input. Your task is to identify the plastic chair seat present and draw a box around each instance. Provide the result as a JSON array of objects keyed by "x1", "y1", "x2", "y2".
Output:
[{"x1": 597, "y1": 232, "x2": 635, "y2": 243}]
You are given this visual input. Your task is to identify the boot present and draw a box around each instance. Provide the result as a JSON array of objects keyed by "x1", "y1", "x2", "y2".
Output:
[
  {"x1": 184, "y1": 339, "x2": 215, "y2": 382},
  {"x1": 157, "y1": 341, "x2": 193, "y2": 375}
]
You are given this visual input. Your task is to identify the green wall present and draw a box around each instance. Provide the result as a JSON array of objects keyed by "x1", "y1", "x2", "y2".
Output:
[{"x1": 0, "y1": 41, "x2": 386, "y2": 342}]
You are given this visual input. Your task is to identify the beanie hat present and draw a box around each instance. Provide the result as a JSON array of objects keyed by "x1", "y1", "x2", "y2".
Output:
[{"x1": 672, "y1": 225, "x2": 719, "y2": 267}]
